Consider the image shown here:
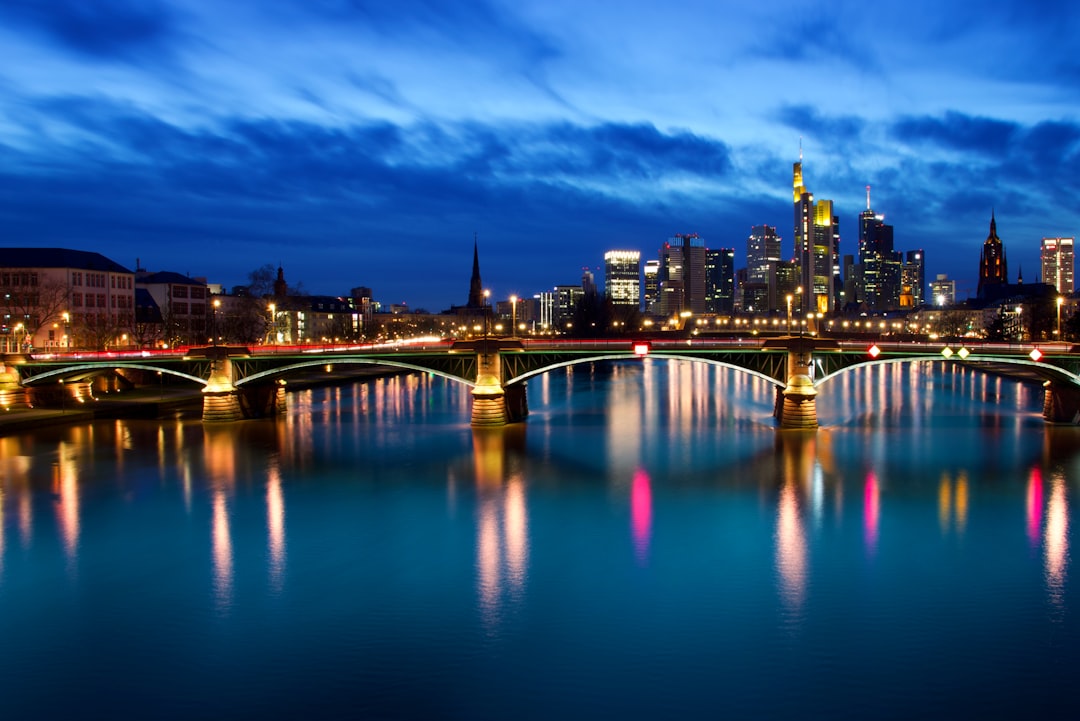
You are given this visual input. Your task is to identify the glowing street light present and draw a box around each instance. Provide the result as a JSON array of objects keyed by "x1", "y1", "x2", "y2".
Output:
[
  {"x1": 510, "y1": 294, "x2": 518, "y2": 338},
  {"x1": 1057, "y1": 296, "x2": 1064, "y2": 339},
  {"x1": 786, "y1": 294, "x2": 793, "y2": 334}
]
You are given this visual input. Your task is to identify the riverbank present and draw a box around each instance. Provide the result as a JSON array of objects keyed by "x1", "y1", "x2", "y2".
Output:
[
  {"x1": 0, "y1": 386, "x2": 202, "y2": 436},
  {"x1": 0, "y1": 367, "x2": 403, "y2": 436}
]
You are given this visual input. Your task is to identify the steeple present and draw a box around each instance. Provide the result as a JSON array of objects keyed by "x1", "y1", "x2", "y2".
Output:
[
  {"x1": 467, "y1": 234, "x2": 484, "y2": 308},
  {"x1": 977, "y1": 211, "x2": 1008, "y2": 298}
]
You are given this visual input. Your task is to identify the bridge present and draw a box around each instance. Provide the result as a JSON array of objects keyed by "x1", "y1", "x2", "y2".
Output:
[{"x1": 3, "y1": 337, "x2": 1080, "y2": 429}]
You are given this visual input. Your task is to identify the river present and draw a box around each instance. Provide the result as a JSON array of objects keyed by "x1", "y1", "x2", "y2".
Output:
[{"x1": 0, "y1": 359, "x2": 1077, "y2": 719}]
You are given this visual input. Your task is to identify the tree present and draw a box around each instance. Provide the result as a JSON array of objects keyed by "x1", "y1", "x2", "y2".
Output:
[{"x1": 0, "y1": 270, "x2": 71, "y2": 346}]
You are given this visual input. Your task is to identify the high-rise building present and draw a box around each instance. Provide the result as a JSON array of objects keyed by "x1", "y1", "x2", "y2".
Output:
[
  {"x1": 1041, "y1": 237, "x2": 1075, "y2": 294},
  {"x1": 902, "y1": 250, "x2": 925, "y2": 308},
  {"x1": 659, "y1": 233, "x2": 707, "y2": 316},
  {"x1": 977, "y1": 212, "x2": 1008, "y2": 298},
  {"x1": 857, "y1": 187, "x2": 898, "y2": 312},
  {"x1": 747, "y1": 225, "x2": 782, "y2": 284},
  {"x1": 792, "y1": 158, "x2": 839, "y2": 314},
  {"x1": 705, "y1": 248, "x2": 735, "y2": 314},
  {"x1": 643, "y1": 259, "x2": 660, "y2": 315},
  {"x1": 930, "y1": 274, "x2": 956, "y2": 307},
  {"x1": 604, "y1": 250, "x2": 641, "y2": 308}
]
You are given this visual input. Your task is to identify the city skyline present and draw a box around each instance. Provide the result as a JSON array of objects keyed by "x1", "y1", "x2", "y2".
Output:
[{"x1": 1, "y1": 1, "x2": 1078, "y2": 310}]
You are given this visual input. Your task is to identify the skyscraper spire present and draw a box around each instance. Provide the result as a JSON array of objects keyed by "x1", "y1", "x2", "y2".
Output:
[{"x1": 866, "y1": 185, "x2": 871, "y2": 211}]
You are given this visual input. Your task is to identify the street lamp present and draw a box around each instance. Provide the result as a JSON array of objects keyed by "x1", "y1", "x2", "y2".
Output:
[
  {"x1": 62, "y1": 311, "x2": 70, "y2": 351},
  {"x1": 268, "y1": 303, "x2": 276, "y2": 345},
  {"x1": 483, "y1": 289, "x2": 491, "y2": 338},
  {"x1": 1057, "y1": 296, "x2": 1064, "y2": 340},
  {"x1": 786, "y1": 294, "x2": 793, "y2": 335},
  {"x1": 509, "y1": 295, "x2": 518, "y2": 338},
  {"x1": 212, "y1": 298, "x2": 221, "y2": 346}
]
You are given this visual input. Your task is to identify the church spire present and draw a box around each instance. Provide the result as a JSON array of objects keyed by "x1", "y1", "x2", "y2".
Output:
[{"x1": 467, "y1": 234, "x2": 484, "y2": 308}]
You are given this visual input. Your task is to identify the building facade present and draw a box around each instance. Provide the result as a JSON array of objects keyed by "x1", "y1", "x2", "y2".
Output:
[
  {"x1": 658, "y1": 233, "x2": 707, "y2": 317},
  {"x1": 705, "y1": 248, "x2": 735, "y2": 314},
  {"x1": 603, "y1": 250, "x2": 642, "y2": 309},
  {"x1": 1041, "y1": 237, "x2": 1075, "y2": 295},
  {"x1": 2, "y1": 248, "x2": 135, "y2": 351},
  {"x1": 793, "y1": 160, "x2": 839, "y2": 314}
]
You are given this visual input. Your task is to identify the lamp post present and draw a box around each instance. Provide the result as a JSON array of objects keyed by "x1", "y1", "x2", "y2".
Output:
[
  {"x1": 212, "y1": 298, "x2": 221, "y2": 346},
  {"x1": 786, "y1": 294, "x2": 793, "y2": 335},
  {"x1": 268, "y1": 303, "x2": 276, "y2": 345},
  {"x1": 1057, "y1": 296, "x2": 1064, "y2": 340},
  {"x1": 483, "y1": 289, "x2": 491, "y2": 338},
  {"x1": 62, "y1": 311, "x2": 70, "y2": 351},
  {"x1": 510, "y1": 295, "x2": 517, "y2": 338}
]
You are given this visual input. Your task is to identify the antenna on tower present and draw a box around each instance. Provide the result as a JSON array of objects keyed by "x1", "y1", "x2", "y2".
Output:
[
  {"x1": 866, "y1": 185, "x2": 871, "y2": 211},
  {"x1": 799, "y1": 137, "x2": 803, "y2": 162}
]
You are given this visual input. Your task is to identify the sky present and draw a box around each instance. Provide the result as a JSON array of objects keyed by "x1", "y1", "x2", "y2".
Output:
[{"x1": 1, "y1": 0, "x2": 1079, "y2": 311}]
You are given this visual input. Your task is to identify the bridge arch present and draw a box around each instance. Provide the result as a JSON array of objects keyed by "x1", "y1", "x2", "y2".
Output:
[
  {"x1": 236, "y1": 358, "x2": 478, "y2": 388},
  {"x1": 504, "y1": 353, "x2": 785, "y2": 388},
  {"x1": 20, "y1": 363, "x2": 207, "y2": 386},
  {"x1": 813, "y1": 355, "x2": 1080, "y2": 389}
]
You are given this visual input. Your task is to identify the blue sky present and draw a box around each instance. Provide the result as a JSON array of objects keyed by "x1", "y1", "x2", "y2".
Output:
[{"x1": 2, "y1": 0, "x2": 1078, "y2": 311}]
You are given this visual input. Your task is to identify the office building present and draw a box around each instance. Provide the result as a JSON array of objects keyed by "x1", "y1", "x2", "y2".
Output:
[
  {"x1": 643, "y1": 259, "x2": 661, "y2": 315},
  {"x1": 705, "y1": 248, "x2": 735, "y2": 314},
  {"x1": 658, "y1": 233, "x2": 707, "y2": 316},
  {"x1": 857, "y1": 187, "x2": 899, "y2": 312},
  {"x1": 1042, "y1": 237, "x2": 1074, "y2": 294},
  {"x1": 930, "y1": 274, "x2": 956, "y2": 307},
  {"x1": 604, "y1": 250, "x2": 641, "y2": 308},
  {"x1": 792, "y1": 158, "x2": 839, "y2": 314},
  {"x1": 902, "y1": 250, "x2": 925, "y2": 308}
]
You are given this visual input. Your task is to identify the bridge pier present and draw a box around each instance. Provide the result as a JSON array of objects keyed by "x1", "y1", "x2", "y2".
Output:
[
  {"x1": 778, "y1": 347, "x2": 818, "y2": 430},
  {"x1": 201, "y1": 350, "x2": 243, "y2": 422},
  {"x1": 0, "y1": 357, "x2": 30, "y2": 410},
  {"x1": 471, "y1": 343, "x2": 507, "y2": 426},
  {"x1": 1042, "y1": 382, "x2": 1080, "y2": 424}
]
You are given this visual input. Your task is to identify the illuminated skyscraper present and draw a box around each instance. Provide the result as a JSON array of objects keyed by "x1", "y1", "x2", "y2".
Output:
[
  {"x1": 902, "y1": 250, "x2": 925, "y2": 307},
  {"x1": 705, "y1": 248, "x2": 735, "y2": 314},
  {"x1": 643, "y1": 259, "x2": 660, "y2": 315},
  {"x1": 857, "y1": 187, "x2": 898, "y2": 312},
  {"x1": 659, "y1": 233, "x2": 707, "y2": 316},
  {"x1": 747, "y1": 225, "x2": 782, "y2": 284},
  {"x1": 604, "y1": 250, "x2": 641, "y2": 308},
  {"x1": 1041, "y1": 237, "x2": 1074, "y2": 294},
  {"x1": 977, "y1": 212, "x2": 1008, "y2": 298},
  {"x1": 792, "y1": 157, "x2": 839, "y2": 314}
]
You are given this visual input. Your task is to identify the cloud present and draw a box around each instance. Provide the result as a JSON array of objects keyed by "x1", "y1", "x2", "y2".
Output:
[
  {"x1": 0, "y1": 0, "x2": 178, "y2": 60},
  {"x1": 891, "y1": 111, "x2": 1018, "y2": 156}
]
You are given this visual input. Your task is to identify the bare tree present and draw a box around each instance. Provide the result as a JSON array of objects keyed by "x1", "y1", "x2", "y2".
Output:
[{"x1": 0, "y1": 270, "x2": 71, "y2": 343}]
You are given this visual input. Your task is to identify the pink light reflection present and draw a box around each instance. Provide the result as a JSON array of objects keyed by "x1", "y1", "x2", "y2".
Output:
[
  {"x1": 864, "y1": 470, "x2": 880, "y2": 556},
  {"x1": 1026, "y1": 467, "x2": 1044, "y2": 550},
  {"x1": 631, "y1": 468, "x2": 652, "y2": 565}
]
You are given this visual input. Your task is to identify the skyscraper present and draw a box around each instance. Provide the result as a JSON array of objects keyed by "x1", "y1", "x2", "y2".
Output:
[
  {"x1": 857, "y1": 187, "x2": 898, "y2": 312},
  {"x1": 977, "y1": 212, "x2": 1008, "y2": 298},
  {"x1": 643, "y1": 259, "x2": 660, "y2": 315},
  {"x1": 659, "y1": 233, "x2": 707, "y2": 316},
  {"x1": 902, "y1": 250, "x2": 925, "y2": 308},
  {"x1": 747, "y1": 225, "x2": 782, "y2": 284},
  {"x1": 1041, "y1": 237, "x2": 1075, "y2": 294},
  {"x1": 604, "y1": 250, "x2": 641, "y2": 308},
  {"x1": 792, "y1": 157, "x2": 839, "y2": 314},
  {"x1": 705, "y1": 248, "x2": 735, "y2": 314}
]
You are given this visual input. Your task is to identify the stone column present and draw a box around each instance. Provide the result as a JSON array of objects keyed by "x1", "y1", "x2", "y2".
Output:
[
  {"x1": 202, "y1": 351, "x2": 243, "y2": 422},
  {"x1": 471, "y1": 344, "x2": 507, "y2": 426},
  {"x1": 779, "y1": 349, "x2": 818, "y2": 429},
  {"x1": 0, "y1": 357, "x2": 29, "y2": 410},
  {"x1": 1042, "y1": 382, "x2": 1080, "y2": 424}
]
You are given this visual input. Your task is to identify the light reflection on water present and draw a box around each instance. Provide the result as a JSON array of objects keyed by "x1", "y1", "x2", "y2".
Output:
[{"x1": 0, "y1": 361, "x2": 1078, "y2": 718}]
